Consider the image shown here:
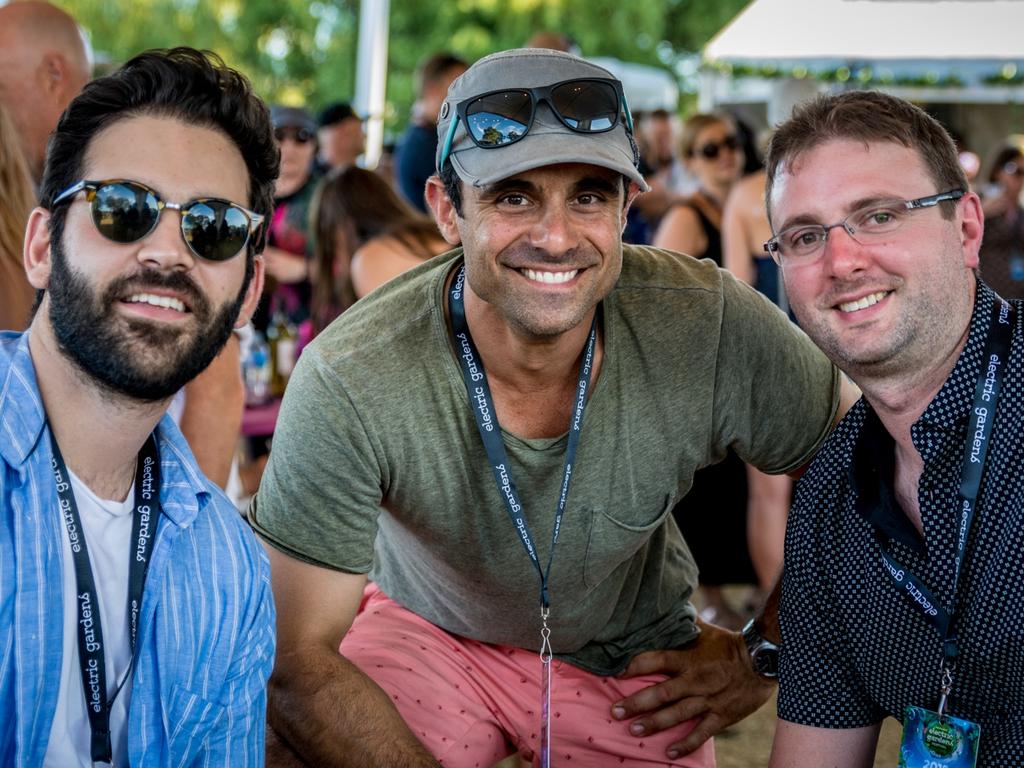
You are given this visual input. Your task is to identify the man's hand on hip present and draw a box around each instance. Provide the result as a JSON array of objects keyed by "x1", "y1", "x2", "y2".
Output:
[{"x1": 610, "y1": 619, "x2": 775, "y2": 759}]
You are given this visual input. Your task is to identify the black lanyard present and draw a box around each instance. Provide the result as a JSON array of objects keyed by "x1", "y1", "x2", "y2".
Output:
[
  {"x1": 447, "y1": 264, "x2": 597, "y2": 609},
  {"x1": 874, "y1": 299, "x2": 1013, "y2": 710},
  {"x1": 49, "y1": 432, "x2": 162, "y2": 765}
]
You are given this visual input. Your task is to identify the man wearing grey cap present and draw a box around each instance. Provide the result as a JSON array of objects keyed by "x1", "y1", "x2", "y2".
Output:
[{"x1": 253, "y1": 48, "x2": 848, "y2": 767}]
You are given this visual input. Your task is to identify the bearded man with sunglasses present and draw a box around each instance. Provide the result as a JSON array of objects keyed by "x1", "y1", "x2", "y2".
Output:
[
  {"x1": 0, "y1": 48, "x2": 277, "y2": 766},
  {"x1": 253, "y1": 48, "x2": 848, "y2": 768},
  {"x1": 767, "y1": 93, "x2": 1024, "y2": 768}
]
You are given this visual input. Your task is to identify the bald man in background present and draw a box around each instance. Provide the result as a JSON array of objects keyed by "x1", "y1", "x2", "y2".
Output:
[
  {"x1": 0, "y1": 1, "x2": 244, "y2": 493},
  {"x1": 0, "y1": 1, "x2": 89, "y2": 334},
  {"x1": 0, "y1": 0, "x2": 92, "y2": 183},
  {"x1": 0, "y1": 1, "x2": 91, "y2": 334}
]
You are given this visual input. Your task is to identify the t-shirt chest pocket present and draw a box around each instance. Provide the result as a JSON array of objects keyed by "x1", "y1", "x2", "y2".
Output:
[{"x1": 583, "y1": 492, "x2": 675, "y2": 589}]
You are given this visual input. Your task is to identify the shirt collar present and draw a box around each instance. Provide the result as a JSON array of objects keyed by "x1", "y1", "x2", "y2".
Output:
[
  {"x1": 845, "y1": 281, "x2": 1003, "y2": 551},
  {"x1": 0, "y1": 330, "x2": 209, "y2": 528},
  {"x1": 152, "y1": 414, "x2": 211, "y2": 528},
  {"x1": 0, "y1": 331, "x2": 47, "y2": 468},
  {"x1": 916, "y1": 281, "x2": 998, "y2": 435},
  {"x1": 847, "y1": 404, "x2": 925, "y2": 552}
]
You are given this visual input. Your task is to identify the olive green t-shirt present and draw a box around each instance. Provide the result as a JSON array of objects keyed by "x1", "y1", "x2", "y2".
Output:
[{"x1": 251, "y1": 245, "x2": 839, "y2": 675}]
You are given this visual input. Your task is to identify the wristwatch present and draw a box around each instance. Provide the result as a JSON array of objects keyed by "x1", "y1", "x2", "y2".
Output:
[{"x1": 741, "y1": 618, "x2": 780, "y2": 679}]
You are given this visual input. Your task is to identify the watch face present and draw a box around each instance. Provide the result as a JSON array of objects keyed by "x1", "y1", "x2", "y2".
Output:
[
  {"x1": 752, "y1": 645, "x2": 779, "y2": 678},
  {"x1": 742, "y1": 620, "x2": 780, "y2": 679}
]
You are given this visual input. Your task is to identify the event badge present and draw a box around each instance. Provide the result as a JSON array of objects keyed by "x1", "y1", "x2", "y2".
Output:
[{"x1": 898, "y1": 706, "x2": 981, "y2": 768}]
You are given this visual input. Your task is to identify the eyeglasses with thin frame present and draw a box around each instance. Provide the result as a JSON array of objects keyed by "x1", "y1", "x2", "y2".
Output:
[
  {"x1": 438, "y1": 77, "x2": 635, "y2": 172},
  {"x1": 764, "y1": 189, "x2": 965, "y2": 265},
  {"x1": 52, "y1": 179, "x2": 264, "y2": 262}
]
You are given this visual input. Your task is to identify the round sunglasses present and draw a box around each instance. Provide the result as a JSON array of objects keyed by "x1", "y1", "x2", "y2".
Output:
[{"x1": 51, "y1": 179, "x2": 264, "y2": 262}]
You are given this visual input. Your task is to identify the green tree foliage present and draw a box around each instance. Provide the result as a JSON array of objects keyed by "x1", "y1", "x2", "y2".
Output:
[{"x1": 56, "y1": 0, "x2": 749, "y2": 134}]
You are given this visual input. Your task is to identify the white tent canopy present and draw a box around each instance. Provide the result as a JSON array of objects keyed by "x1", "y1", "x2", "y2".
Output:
[
  {"x1": 701, "y1": 0, "x2": 1024, "y2": 144},
  {"x1": 706, "y1": 0, "x2": 1024, "y2": 69},
  {"x1": 589, "y1": 57, "x2": 679, "y2": 113}
]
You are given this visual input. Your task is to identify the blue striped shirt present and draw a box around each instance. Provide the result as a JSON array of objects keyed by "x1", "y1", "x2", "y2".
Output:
[{"x1": 0, "y1": 332, "x2": 275, "y2": 767}]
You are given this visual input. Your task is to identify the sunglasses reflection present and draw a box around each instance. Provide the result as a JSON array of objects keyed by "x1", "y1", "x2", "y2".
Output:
[
  {"x1": 466, "y1": 80, "x2": 622, "y2": 148},
  {"x1": 63, "y1": 180, "x2": 258, "y2": 262},
  {"x1": 472, "y1": 113, "x2": 526, "y2": 147}
]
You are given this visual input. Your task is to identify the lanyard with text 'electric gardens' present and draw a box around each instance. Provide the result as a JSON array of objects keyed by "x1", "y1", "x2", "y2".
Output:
[
  {"x1": 448, "y1": 264, "x2": 596, "y2": 768},
  {"x1": 49, "y1": 431, "x2": 162, "y2": 767},
  {"x1": 879, "y1": 300, "x2": 1013, "y2": 767}
]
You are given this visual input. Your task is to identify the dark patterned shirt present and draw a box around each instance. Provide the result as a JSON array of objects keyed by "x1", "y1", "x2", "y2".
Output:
[{"x1": 778, "y1": 283, "x2": 1024, "y2": 765}]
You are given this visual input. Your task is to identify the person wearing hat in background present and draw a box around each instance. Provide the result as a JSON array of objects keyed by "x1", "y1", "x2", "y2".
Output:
[
  {"x1": 394, "y1": 52, "x2": 468, "y2": 213},
  {"x1": 255, "y1": 105, "x2": 322, "y2": 332},
  {"x1": 253, "y1": 47, "x2": 853, "y2": 767},
  {"x1": 317, "y1": 101, "x2": 366, "y2": 172}
]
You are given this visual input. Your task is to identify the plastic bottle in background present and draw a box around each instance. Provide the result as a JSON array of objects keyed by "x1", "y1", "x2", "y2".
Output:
[
  {"x1": 267, "y1": 311, "x2": 297, "y2": 398},
  {"x1": 1011, "y1": 253, "x2": 1024, "y2": 283},
  {"x1": 243, "y1": 330, "x2": 272, "y2": 405}
]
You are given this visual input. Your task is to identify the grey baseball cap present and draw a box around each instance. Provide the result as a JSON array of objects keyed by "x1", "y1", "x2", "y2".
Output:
[
  {"x1": 270, "y1": 105, "x2": 316, "y2": 134},
  {"x1": 436, "y1": 48, "x2": 648, "y2": 191}
]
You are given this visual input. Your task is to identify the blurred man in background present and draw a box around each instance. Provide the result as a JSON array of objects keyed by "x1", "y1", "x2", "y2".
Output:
[
  {"x1": 0, "y1": 0, "x2": 91, "y2": 184},
  {"x1": 394, "y1": 51, "x2": 467, "y2": 212},
  {"x1": 317, "y1": 101, "x2": 365, "y2": 172}
]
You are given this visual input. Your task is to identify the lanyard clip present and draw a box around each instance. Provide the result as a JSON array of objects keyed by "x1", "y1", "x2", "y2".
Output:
[
  {"x1": 539, "y1": 605, "x2": 553, "y2": 664},
  {"x1": 937, "y1": 664, "x2": 955, "y2": 718}
]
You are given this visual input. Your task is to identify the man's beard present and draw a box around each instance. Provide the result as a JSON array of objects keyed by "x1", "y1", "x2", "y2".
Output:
[{"x1": 47, "y1": 237, "x2": 248, "y2": 402}]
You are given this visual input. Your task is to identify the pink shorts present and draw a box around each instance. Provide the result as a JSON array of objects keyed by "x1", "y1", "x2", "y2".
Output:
[{"x1": 340, "y1": 585, "x2": 716, "y2": 768}]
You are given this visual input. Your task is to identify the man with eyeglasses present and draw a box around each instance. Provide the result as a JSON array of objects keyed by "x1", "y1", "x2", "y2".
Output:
[
  {"x1": 766, "y1": 91, "x2": 1024, "y2": 767},
  {"x1": 0, "y1": 48, "x2": 276, "y2": 766},
  {"x1": 253, "y1": 48, "x2": 847, "y2": 768}
]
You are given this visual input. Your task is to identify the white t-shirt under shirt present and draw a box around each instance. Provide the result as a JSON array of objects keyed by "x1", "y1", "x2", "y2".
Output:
[{"x1": 44, "y1": 471, "x2": 135, "y2": 767}]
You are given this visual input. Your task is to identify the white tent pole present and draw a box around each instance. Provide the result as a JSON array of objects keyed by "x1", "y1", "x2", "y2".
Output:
[{"x1": 354, "y1": 0, "x2": 390, "y2": 169}]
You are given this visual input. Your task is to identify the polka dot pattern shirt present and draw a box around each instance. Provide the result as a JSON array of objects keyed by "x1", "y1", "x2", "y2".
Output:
[{"x1": 778, "y1": 284, "x2": 1024, "y2": 765}]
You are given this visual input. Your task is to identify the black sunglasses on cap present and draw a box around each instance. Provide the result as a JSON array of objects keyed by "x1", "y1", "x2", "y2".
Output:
[
  {"x1": 52, "y1": 179, "x2": 264, "y2": 262},
  {"x1": 439, "y1": 77, "x2": 635, "y2": 170},
  {"x1": 693, "y1": 135, "x2": 740, "y2": 160}
]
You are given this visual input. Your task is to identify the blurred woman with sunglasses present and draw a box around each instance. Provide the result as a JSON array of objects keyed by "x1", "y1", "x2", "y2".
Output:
[
  {"x1": 0, "y1": 101, "x2": 36, "y2": 331},
  {"x1": 652, "y1": 112, "x2": 744, "y2": 261},
  {"x1": 306, "y1": 166, "x2": 449, "y2": 339},
  {"x1": 979, "y1": 144, "x2": 1024, "y2": 299},
  {"x1": 653, "y1": 112, "x2": 787, "y2": 629},
  {"x1": 252, "y1": 106, "x2": 323, "y2": 335}
]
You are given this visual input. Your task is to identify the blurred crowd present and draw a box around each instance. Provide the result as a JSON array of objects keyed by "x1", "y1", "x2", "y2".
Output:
[{"x1": 1, "y1": 0, "x2": 1021, "y2": 631}]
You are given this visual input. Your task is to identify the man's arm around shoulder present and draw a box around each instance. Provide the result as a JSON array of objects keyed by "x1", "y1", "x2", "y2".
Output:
[
  {"x1": 770, "y1": 720, "x2": 881, "y2": 768},
  {"x1": 262, "y1": 542, "x2": 440, "y2": 768}
]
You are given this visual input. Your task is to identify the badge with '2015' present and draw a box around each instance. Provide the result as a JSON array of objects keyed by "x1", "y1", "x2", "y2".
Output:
[{"x1": 898, "y1": 706, "x2": 981, "y2": 768}]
